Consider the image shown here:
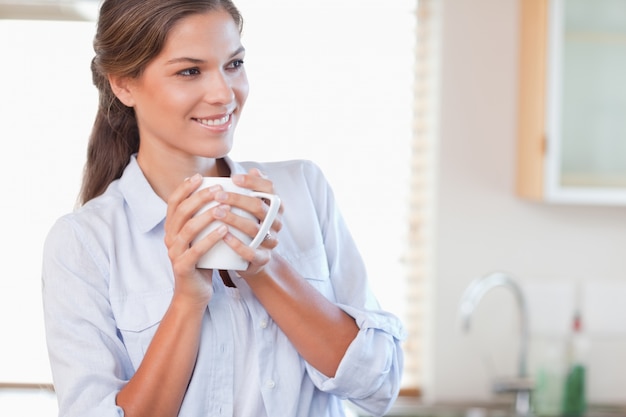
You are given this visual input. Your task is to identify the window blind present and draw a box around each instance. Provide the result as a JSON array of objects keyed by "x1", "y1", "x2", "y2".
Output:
[{"x1": 402, "y1": 0, "x2": 440, "y2": 393}]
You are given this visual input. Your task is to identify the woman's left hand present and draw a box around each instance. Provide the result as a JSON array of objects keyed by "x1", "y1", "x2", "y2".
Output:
[{"x1": 214, "y1": 168, "x2": 283, "y2": 276}]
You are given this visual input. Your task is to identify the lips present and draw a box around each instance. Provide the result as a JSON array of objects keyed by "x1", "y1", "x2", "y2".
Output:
[{"x1": 194, "y1": 113, "x2": 231, "y2": 127}]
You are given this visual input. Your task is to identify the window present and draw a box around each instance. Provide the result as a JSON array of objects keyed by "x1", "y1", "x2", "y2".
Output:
[
  {"x1": 0, "y1": 0, "x2": 422, "y2": 393},
  {"x1": 0, "y1": 19, "x2": 96, "y2": 384}
]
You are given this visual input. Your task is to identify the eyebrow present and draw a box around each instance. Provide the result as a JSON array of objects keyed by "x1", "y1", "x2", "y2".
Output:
[{"x1": 166, "y1": 46, "x2": 246, "y2": 65}]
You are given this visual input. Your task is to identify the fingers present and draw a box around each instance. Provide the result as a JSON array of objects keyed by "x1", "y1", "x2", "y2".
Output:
[
  {"x1": 233, "y1": 169, "x2": 285, "y2": 214},
  {"x1": 164, "y1": 170, "x2": 279, "y2": 270},
  {"x1": 220, "y1": 170, "x2": 280, "y2": 273},
  {"x1": 223, "y1": 231, "x2": 272, "y2": 272},
  {"x1": 232, "y1": 169, "x2": 273, "y2": 194},
  {"x1": 216, "y1": 187, "x2": 272, "y2": 220},
  {"x1": 260, "y1": 231, "x2": 279, "y2": 249},
  {"x1": 163, "y1": 175, "x2": 227, "y2": 305},
  {"x1": 224, "y1": 170, "x2": 284, "y2": 229},
  {"x1": 164, "y1": 174, "x2": 202, "y2": 240},
  {"x1": 212, "y1": 200, "x2": 278, "y2": 244},
  {"x1": 175, "y1": 223, "x2": 228, "y2": 269},
  {"x1": 164, "y1": 175, "x2": 230, "y2": 269}
]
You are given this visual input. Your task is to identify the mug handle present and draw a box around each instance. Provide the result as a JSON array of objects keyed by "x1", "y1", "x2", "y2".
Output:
[{"x1": 247, "y1": 192, "x2": 281, "y2": 249}]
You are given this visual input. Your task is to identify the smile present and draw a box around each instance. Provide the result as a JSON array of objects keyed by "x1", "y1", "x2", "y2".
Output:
[{"x1": 194, "y1": 113, "x2": 231, "y2": 127}]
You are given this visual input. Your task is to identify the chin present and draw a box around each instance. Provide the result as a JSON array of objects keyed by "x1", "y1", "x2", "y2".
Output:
[{"x1": 202, "y1": 141, "x2": 233, "y2": 159}]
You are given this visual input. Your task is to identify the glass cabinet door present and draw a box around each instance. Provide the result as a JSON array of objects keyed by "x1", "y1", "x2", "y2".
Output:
[{"x1": 546, "y1": 0, "x2": 626, "y2": 204}]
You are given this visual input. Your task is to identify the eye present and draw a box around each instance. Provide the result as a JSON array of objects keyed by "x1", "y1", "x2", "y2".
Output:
[
  {"x1": 177, "y1": 67, "x2": 201, "y2": 77},
  {"x1": 228, "y1": 59, "x2": 245, "y2": 70}
]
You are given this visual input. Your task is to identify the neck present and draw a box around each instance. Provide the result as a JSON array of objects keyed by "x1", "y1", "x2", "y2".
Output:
[{"x1": 136, "y1": 150, "x2": 230, "y2": 201}]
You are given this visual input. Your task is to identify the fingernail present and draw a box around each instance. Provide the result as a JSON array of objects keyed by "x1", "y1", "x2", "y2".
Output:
[
  {"x1": 187, "y1": 173, "x2": 201, "y2": 182},
  {"x1": 217, "y1": 225, "x2": 228, "y2": 235},
  {"x1": 215, "y1": 191, "x2": 228, "y2": 202},
  {"x1": 232, "y1": 174, "x2": 244, "y2": 185},
  {"x1": 214, "y1": 205, "x2": 230, "y2": 218}
]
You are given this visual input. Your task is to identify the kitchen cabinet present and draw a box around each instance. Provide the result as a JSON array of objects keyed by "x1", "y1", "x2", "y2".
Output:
[{"x1": 516, "y1": 0, "x2": 626, "y2": 205}]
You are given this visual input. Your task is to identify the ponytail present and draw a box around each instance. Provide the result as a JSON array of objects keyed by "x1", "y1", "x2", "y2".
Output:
[{"x1": 79, "y1": 58, "x2": 139, "y2": 205}]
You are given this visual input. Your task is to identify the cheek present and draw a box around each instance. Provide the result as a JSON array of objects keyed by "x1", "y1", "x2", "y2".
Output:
[
  {"x1": 159, "y1": 88, "x2": 197, "y2": 110},
  {"x1": 142, "y1": 80, "x2": 198, "y2": 111},
  {"x1": 235, "y1": 74, "x2": 250, "y2": 108}
]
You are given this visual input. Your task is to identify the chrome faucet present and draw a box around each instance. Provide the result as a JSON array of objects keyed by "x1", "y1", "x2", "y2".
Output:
[{"x1": 459, "y1": 272, "x2": 533, "y2": 416}]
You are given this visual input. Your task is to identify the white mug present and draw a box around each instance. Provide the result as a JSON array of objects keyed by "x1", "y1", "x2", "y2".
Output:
[{"x1": 192, "y1": 177, "x2": 281, "y2": 270}]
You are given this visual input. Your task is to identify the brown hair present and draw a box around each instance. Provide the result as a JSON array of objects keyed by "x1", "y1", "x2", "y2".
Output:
[{"x1": 80, "y1": 0, "x2": 243, "y2": 204}]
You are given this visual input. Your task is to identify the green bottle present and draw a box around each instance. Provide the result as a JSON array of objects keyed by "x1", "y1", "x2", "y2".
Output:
[{"x1": 561, "y1": 312, "x2": 587, "y2": 417}]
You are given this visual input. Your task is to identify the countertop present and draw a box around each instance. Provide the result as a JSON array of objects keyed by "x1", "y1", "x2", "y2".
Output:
[{"x1": 351, "y1": 397, "x2": 626, "y2": 417}]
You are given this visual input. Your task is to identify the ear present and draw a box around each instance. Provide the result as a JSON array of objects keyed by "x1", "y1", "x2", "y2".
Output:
[{"x1": 108, "y1": 74, "x2": 136, "y2": 107}]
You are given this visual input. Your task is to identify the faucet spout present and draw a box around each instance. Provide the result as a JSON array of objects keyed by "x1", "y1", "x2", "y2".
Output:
[
  {"x1": 459, "y1": 272, "x2": 532, "y2": 416},
  {"x1": 459, "y1": 271, "x2": 529, "y2": 378}
]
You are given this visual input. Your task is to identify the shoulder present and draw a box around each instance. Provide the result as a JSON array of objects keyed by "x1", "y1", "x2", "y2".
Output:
[
  {"x1": 45, "y1": 182, "x2": 126, "y2": 249},
  {"x1": 43, "y1": 181, "x2": 131, "y2": 283},
  {"x1": 239, "y1": 159, "x2": 329, "y2": 189},
  {"x1": 74, "y1": 182, "x2": 126, "y2": 227}
]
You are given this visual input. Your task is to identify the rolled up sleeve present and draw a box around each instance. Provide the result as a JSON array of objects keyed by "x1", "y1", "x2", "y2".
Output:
[{"x1": 307, "y1": 305, "x2": 406, "y2": 416}]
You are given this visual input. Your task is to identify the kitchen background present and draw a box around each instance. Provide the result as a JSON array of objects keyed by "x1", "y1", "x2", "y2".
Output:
[
  {"x1": 428, "y1": 0, "x2": 626, "y2": 408},
  {"x1": 1, "y1": 0, "x2": 626, "y2": 415}
]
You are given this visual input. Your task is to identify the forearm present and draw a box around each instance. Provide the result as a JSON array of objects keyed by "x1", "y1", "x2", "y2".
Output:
[
  {"x1": 243, "y1": 255, "x2": 359, "y2": 377},
  {"x1": 116, "y1": 297, "x2": 205, "y2": 417}
]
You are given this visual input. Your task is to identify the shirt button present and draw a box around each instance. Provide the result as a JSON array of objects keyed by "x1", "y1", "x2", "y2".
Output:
[
  {"x1": 260, "y1": 319, "x2": 268, "y2": 329},
  {"x1": 266, "y1": 379, "x2": 276, "y2": 389}
]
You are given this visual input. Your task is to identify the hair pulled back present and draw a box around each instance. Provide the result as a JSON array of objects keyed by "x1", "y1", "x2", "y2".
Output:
[{"x1": 80, "y1": 0, "x2": 243, "y2": 204}]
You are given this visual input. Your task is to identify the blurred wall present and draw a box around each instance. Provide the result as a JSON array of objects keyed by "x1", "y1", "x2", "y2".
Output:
[{"x1": 427, "y1": 0, "x2": 626, "y2": 405}]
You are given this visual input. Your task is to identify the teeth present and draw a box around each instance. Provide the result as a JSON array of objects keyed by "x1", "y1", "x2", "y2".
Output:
[{"x1": 197, "y1": 114, "x2": 230, "y2": 126}]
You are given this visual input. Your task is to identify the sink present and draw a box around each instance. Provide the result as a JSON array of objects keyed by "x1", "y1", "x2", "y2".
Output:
[
  {"x1": 348, "y1": 398, "x2": 516, "y2": 417},
  {"x1": 382, "y1": 407, "x2": 511, "y2": 417},
  {"x1": 378, "y1": 400, "x2": 514, "y2": 417},
  {"x1": 348, "y1": 397, "x2": 626, "y2": 417}
]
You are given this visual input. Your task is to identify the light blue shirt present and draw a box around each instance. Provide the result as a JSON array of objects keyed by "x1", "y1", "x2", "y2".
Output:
[{"x1": 42, "y1": 155, "x2": 406, "y2": 417}]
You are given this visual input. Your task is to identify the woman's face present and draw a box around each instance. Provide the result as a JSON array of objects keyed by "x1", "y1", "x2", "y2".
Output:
[{"x1": 123, "y1": 10, "x2": 248, "y2": 162}]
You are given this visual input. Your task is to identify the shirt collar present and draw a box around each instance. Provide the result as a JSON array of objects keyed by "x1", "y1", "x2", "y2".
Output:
[
  {"x1": 118, "y1": 155, "x2": 165, "y2": 233},
  {"x1": 118, "y1": 154, "x2": 246, "y2": 233}
]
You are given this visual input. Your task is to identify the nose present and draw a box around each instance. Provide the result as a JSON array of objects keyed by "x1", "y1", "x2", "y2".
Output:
[{"x1": 204, "y1": 71, "x2": 235, "y2": 105}]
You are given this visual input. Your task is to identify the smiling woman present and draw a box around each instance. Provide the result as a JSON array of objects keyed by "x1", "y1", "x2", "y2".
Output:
[{"x1": 0, "y1": 0, "x2": 417, "y2": 411}]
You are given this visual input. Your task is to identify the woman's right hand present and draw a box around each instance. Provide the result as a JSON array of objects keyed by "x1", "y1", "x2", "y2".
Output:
[{"x1": 163, "y1": 173, "x2": 228, "y2": 308}]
